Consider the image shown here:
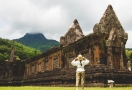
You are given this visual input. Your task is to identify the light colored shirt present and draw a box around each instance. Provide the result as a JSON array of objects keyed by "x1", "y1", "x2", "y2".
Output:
[{"x1": 71, "y1": 59, "x2": 89, "y2": 72}]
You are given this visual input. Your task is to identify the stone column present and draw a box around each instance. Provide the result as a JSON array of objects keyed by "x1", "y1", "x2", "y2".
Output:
[
  {"x1": 88, "y1": 49, "x2": 93, "y2": 65},
  {"x1": 120, "y1": 42, "x2": 124, "y2": 70},
  {"x1": 106, "y1": 40, "x2": 113, "y2": 68}
]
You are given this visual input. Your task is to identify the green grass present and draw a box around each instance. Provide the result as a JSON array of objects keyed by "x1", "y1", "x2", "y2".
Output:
[{"x1": 0, "y1": 86, "x2": 132, "y2": 90}]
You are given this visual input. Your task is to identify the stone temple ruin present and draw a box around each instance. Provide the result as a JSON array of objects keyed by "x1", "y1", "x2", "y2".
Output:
[{"x1": 0, "y1": 5, "x2": 132, "y2": 87}]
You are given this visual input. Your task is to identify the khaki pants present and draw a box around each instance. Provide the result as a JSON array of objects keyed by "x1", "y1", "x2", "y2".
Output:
[{"x1": 76, "y1": 71, "x2": 85, "y2": 88}]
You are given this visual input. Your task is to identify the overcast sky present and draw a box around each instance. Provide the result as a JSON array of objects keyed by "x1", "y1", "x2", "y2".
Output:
[{"x1": 0, "y1": 0, "x2": 132, "y2": 48}]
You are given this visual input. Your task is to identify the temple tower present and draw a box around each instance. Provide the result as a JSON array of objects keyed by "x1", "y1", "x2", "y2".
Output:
[{"x1": 93, "y1": 5, "x2": 128, "y2": 69}]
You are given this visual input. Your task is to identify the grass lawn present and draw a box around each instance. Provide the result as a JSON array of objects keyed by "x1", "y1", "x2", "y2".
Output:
[{"x1": 0, "y1": 86, "x2": 132, "y2": 90}]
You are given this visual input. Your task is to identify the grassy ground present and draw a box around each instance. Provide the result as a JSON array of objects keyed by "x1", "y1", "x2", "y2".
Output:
[{"x1": 0, "y1": 86, "x2": 132, "y2": 90}]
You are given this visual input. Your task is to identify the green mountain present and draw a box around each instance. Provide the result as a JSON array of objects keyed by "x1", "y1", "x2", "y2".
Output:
[
  {"x1": 14, "y1": 33, "x2": 60, "y2": 52},
  {"x1": 0, "y1": 38, "x2": 41, "y2": 61}
]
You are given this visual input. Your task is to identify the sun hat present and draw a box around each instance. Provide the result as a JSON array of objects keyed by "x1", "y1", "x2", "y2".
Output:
[{"x1": 77, "y1": 54, "x2": 83, "y2": 60}]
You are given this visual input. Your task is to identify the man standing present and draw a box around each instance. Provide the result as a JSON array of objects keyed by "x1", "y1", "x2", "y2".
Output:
[{"x1": 71, "y1": 54, "x2": 89, "y2": 90}]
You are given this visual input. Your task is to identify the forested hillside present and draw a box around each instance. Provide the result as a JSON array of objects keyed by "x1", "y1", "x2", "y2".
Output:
[
  {"x1": 0, "y1": 38, "x2": 41, "y2": 61},
  {"x1": 14, "y1": 33, "x2": 59, "y2": 52}
]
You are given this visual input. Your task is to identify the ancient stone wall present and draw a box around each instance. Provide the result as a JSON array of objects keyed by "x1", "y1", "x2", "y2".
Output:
[{"x1": 23, "y1": 47, "x2": 63, "y2": 77}]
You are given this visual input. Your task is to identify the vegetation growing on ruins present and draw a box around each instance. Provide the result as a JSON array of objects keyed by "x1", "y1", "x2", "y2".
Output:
[
  {"x1": 0, "y1": 38, "x2": 41, "y2": 61},
  {"x1": 126, "y1": 49, "x2": 132, "y2": 66},
  {"x1": 126, "y1": 49, "x2": 132, "y2": 59}
]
